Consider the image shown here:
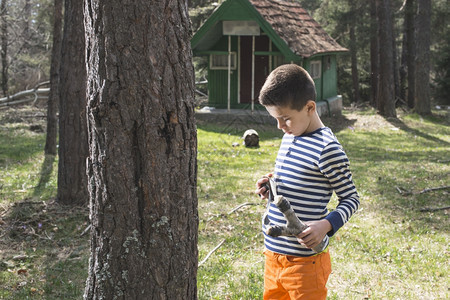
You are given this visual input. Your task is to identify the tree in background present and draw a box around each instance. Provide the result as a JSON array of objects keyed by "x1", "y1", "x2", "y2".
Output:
[
  {"x1": 431, "y1": 0, "x2": 450, "y2": 105},
  {"x1": 433, "y1": 32, "x2": 450, "y2": 105},
  {"x1": 0, "y1": 0, "x2": 447, "y2": 113},
  {"x1": 404, "y1": 0, "x2": 416, "y2": 108},
  {"x1": 1, "y1": 0, "x2": 8, "y2": 96},
  {"x1": 84, "y1": 0, "x2": 198, "y2": 298},
  {"x1": 0, "y1": 0, "x2": 52, "y2": 96},
  {"x1": 348, "y1": 0, "x2": 361, "y2": 103},
  {"x1": 370, "y1": 0, "x2": 379, "y2": 107},
  {"x1": 414, "y1": 0, "x2": 431, "y2": 115},
  {"x1": 376, "y1": 0, "x2": 397, "y2": 117},
  {"x1": 44, "y1": 0, "x2": 62, "y2": 156},
  {"x1": 57, "y1": 0, "x2": 88, "y2": 205}
]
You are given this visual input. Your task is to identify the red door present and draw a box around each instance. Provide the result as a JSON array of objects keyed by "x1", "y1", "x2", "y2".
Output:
[{"x1": 239, "y1": 35, "x2": 270, "y2": 104}]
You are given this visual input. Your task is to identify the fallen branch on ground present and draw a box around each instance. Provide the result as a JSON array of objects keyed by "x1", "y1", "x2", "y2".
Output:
[
  {"x1": 227, "y1": 202, "x2": 259, "y2": 215},
  {"x1": 419, "y1": 206, "x2": 450, "y2": 212},
  {"x1": 80, "y1": 224, "x2": 91, "y2": 237},
  {"x1": 419, "y1": 186, "x2": 450, "y2": 194},
  {"x1": 198, "y1": 239, "x2": 226, "y2": 267},
  {"x1": 205, "y1": 202, "x2": 260, "y2": 222},
  {"x1": 0, "y1": 81, "x2": 50, "y2": 107},
  {"x1": 395, "y1": 186, "x2": 412, "y2": 195}
]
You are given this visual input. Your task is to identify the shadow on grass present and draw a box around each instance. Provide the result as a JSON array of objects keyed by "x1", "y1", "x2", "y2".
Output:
[
  {"x1": 33, "y1": 154, "x2": 56, "y2": 197},
  {"x1": 0, "y1": 132, "x2": 45, "y2": 165},
  {"x1": 360, "y1": 114, "x2": 450, "y2": 233},
  {"x1": 196, "y1": 110, "x2": 357, "y2": 139},
  {"x1": 385, "y1": 115, "x2": 450, "y2": 147},
  {"x1": 0, "y1": 199, "x2": 89, "y2": 299},
  {"x1": 322, "y1": 113, "x2": 357, "y2": 134}
]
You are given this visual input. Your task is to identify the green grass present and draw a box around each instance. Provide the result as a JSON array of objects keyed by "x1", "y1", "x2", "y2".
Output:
[{"x1": 1, "y1": 105, "x2": 449, "y2": 299}]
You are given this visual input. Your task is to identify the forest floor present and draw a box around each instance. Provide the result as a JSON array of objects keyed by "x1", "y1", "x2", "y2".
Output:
[{"x1": 0, "y1": 103, "x2": 449, "y2": 299}]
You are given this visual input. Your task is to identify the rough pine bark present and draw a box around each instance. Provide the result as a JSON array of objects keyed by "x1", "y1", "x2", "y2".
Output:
[
  {"x1": 405, "y1": 0, "x2": 416, "y2": 108},
  {"x1": 414, "y1": 0, "x2": 431, "y2": 115},
  {"x1": 399, "y1": 26, "x2": 407, "y2": 104},
  {"x1": 349, "y1": 23, "x2": 360, "y2": 103},
  {"x1": 370, "y1": 0, "x2": 379, "y2": 107},
  {"x1": 83, "y1": 0, "x2": 198, "y2": 299},
  {"x1": 45, "y1": 0, "x2": 63, "y2": 156},
  {"x1": 57, "y1": 0, "x2": 89, "y2": 204},
  {"x1": 1, "y1": 0, "x2": 8, "y2": 96},
  {"x1": 377, "y1": 0, "x2": 397, "y2": 117}
]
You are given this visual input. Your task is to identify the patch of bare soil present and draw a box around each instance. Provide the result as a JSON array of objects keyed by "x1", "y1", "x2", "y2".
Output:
[{"x1": 343, "y1": 111, "x2": 394, "y2": 130}]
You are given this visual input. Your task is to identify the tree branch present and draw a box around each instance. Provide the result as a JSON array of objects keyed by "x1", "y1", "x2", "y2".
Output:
[
  {"x1": 198, "y1": 239, "x2": 226, "y2": 267},
  {"x1": 227, "y1": 202, "x2": 259, "y2": 215},
  {"x1": 419, "y1": 186, "x2": 450, "y2": 194},
  {"x1": 419, "y1": 206, "x2": 450, "y2": 212}
]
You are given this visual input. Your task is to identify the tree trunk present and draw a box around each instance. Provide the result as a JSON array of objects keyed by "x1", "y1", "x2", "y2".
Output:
[
  {"x1": 370, "y1": 0, "x2": 379, "y2": 107},
  {"x1": 377, "y1": 0, "x2": 397, "y2": 117},
  {"x1": 399, "y1": 25, "x2": 407, "y2": 104},
  {"x1": 414, "y1": 0, "x2": 431, "y2": 115},
  {"x1": 392, "y1": 26, "x2": 400, "y2": 103},
  {"x1": 83, "y1": 0, "x2": 198, "y2": 299},
  {"x1": 45, "y1": 0, "x2": 63, "y2": 156},
  {"x1": 349, "y1": 7, "x2": 360, "y2": 103},
  {"x1": 1, "y1": 0, "x2": 8, "y2": 97},
  {"x1": 405, "y1": 0, "x2": 415, "y2": 108},
  {"x1": 57, "y1": 0, "x2": 88, "y2": 205},
  {"x1": 23, "y1": 0, "x2": 31, "y2": 43}
]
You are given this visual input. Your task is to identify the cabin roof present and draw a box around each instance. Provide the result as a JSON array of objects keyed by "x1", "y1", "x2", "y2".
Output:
[
  {"x1": 249, "y1": 0, "x2": 347, "y2": 57},
  {"x1": 191, "y1": 0, "x2": 348, "y2": 59}
]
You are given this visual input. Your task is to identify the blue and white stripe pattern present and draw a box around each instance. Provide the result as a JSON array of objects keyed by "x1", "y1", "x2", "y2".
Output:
[{"x1": 262, "y1": 127, "x2": 360, "y2": 257}]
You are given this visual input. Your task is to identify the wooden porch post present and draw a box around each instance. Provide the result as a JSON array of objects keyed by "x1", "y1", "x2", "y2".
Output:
[
  {"x1": 227, "y1": 35, "x2": 231, "y2": 112},
  {"x1": 251, "y1": 35, "x2": 255, "y2": 112}
]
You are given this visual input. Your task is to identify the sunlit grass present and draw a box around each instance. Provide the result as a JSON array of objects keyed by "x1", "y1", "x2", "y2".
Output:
[
  {"x1": 1, "y1": 106, "x2": 449, "y2": 299},
  {"x1": 196, "y1": 109, "x2": 449, "y2": 299}
]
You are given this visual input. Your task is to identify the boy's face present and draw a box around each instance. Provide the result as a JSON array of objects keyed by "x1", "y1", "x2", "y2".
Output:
[{"x1": 265, "y1": 102, "x2": 314, "y2": 136}]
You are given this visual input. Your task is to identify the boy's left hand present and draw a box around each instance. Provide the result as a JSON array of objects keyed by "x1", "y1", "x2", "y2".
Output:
[{"x1": 296, "y1": 219, "x2": 332, "y2": 249}]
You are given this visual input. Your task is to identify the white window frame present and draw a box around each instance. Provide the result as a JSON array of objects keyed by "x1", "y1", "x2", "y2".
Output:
[
  {"x1": 210, "y1": 52, "x2": 237, "y2": 70},
  {"x1": 310, "y1": 60, "x2": 322, "y2": 79}
]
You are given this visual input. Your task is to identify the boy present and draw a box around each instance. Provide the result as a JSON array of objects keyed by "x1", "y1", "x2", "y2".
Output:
[{"x1": 255, "y1": 64, "x2": 360, "y2": 299}]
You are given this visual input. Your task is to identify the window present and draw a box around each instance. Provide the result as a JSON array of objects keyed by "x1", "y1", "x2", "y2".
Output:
[
  {"x1": 325, "y1": 56, "x2": 332, "y2": 70},
  {"x1": 310, "y1": 60, "x2": 321, "y2": 79},
  {"x1": 273, "y1": 55, "x2": 288, "y2": 69},
  {"x1": 210, "y1": 53, "x2": 237, "y2": 70}
]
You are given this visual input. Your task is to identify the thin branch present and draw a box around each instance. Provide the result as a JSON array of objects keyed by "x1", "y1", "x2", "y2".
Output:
[
  {"x1": 80, "y1": 224, "x2": 91, "y2": 237},
  {"x1": 395, "y1": 186, "x2": 412, "y2": 196},
  {"x1": 227, "y1": 202, "x2": 259, "y2": 215},
  {"x1": 419, "y1": 206, "x2": 450, "y2": 212},
  {"x1": 419, "y1": 186, "x2": 450, "y2": 194},
  {"x1": 198, "y1": 239, "x2": 226, "y2": 267}
]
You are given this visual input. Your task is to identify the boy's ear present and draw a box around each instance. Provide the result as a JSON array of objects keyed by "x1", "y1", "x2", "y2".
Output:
[{"x1": 306, "y1": 100, "x2": 316, "y2": 113}]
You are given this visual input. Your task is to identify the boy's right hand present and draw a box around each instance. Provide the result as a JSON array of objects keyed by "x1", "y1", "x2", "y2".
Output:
[{"x1": 255, "y1": 173, "x2": 273, "y2": 199}]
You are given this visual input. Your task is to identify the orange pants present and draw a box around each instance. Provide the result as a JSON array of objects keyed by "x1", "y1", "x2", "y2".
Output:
[{"x1": 263, "y1": 250, "x2": 332, "y2": 300}]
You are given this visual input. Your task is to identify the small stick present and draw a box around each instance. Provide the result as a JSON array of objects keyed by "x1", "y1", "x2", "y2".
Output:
[
  {"x1": 227, "y1": 202, "x2": 258, "y2": 215},
  {"x1": 419, "y1": 186, "x2": 450, "y2": 194},
  {"x1": 419, "y1": 206, "x2": 450, "y2": 212},
  {"x1": 80, "y1": 224, "x2": 91, "y2": 237},
  {"x1": 396, "y1": 186, "x2": 412, "y2": 196},
  {"x1": 198, "y1": 239, "x2": 226, "y2": 267}
]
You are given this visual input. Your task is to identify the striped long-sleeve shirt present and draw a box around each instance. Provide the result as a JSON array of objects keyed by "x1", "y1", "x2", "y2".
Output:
[{"x1": 262, "y1": 127, "x2": 360, "y2": 257}]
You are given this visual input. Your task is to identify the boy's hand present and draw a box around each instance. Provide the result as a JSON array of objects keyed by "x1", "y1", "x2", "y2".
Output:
[
  {"x1": 255, "y1": 173, "x2": 273, "y2": 199},
  {"x1": 296, "y1": 219, "x2": 332, "y2": 249}
]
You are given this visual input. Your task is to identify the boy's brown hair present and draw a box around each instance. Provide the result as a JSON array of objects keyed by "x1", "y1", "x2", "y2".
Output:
[{"x1": 258, "y1": 64, "x2": 316, "y2": 111}]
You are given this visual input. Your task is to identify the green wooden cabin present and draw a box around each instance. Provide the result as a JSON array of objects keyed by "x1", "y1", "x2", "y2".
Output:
[{"x1": 191, "y1": 0, "x2": 348, "y2": 113}]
